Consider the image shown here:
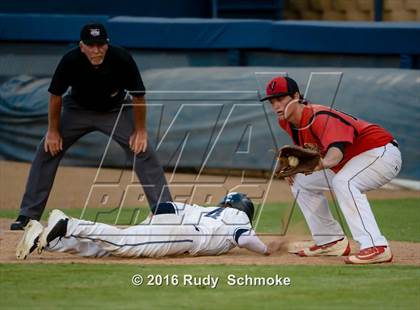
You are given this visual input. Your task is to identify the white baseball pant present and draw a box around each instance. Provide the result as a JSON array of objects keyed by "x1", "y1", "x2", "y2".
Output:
[
  {"x1": 290, "y1": 143, "x2": 401, "y2": 249},
  {"x1": 46, "y1": 214, "x2": 200, "y2": 258}
]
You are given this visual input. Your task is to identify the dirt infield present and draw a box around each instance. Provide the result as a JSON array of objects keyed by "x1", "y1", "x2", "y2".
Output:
[
  {"x1": 1, "y1": 219, "x2": 419, "y2": 266},
  {"x1": 1, "y1": 160, "x2": 419, "y2": 266},
  {"x1": 1, "y1": 161, "x2": 418, "y2": 210}
]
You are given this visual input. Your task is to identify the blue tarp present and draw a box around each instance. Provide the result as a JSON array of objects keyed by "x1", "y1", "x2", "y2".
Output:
[{"x1": 0, "y1": 67, "x2": 419, "y2": 180}]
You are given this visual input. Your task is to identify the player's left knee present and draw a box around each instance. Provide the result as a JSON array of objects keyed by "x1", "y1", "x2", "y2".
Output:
[{"x1": 331, "y1": 175, "x2": 350, "y2": 193}]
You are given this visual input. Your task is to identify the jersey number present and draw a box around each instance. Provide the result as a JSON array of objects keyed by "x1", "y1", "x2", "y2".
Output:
[{"x1": 204, "y1": 207, "x2": 224, "y2": 219}]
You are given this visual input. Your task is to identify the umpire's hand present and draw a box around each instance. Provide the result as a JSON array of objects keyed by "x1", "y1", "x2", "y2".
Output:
[
  {"x1": 129, "y1": 128, "x2": 148, "y2": 154},
  {"x1": 44, "y1": 130, "x2": 63, "y2": 156}
]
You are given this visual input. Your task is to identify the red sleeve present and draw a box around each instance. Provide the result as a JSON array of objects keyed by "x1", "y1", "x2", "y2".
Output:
[{"x1": 311, "y1": 114, "x2": 355, "y2": 150}]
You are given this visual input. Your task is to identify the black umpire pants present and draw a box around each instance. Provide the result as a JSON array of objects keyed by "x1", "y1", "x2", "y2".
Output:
[{"x1": 19, "y1": 95, "x2": 172, "y2": 220}]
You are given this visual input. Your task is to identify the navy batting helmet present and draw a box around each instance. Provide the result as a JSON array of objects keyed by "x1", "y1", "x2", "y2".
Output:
[{"x1": 217, "y1": 192, "x2": 255, "y2": 223}]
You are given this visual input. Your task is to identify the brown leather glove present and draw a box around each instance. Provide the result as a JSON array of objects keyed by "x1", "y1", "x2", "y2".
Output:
[{"x1": 275, "y1": 145, "x2": 321, "y2": 178}]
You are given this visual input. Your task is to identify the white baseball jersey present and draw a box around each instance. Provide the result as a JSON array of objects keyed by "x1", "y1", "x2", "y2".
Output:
[
  {"x1": 168, "y1": 202, "x2": 253, "y2": 256},
  {"x1": 46, "y1": 203, "x2": 256, "y2": 258}
]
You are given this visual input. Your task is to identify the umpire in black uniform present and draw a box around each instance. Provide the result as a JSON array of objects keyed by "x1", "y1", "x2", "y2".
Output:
[{"x1": 11, "y1": 23, "x2": 172, "y2": 230}]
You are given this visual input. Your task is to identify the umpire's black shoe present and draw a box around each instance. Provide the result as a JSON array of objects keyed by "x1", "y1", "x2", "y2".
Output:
[{"x1": 10, "y1": 215, "x2": 31, "y2": 231}]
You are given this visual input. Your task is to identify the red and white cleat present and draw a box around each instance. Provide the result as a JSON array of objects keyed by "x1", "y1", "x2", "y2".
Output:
[
  {"x1": 345, "y1": 246, "x2": 392, "y2": 264},
  {"x1": 298, "y1": 237, "x2": 351, "y2": 257}
]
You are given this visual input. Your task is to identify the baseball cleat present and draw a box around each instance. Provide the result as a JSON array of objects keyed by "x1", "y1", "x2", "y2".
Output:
[
  {"x1": 16, "y1": 220, "x2": 44, "y2": 260},
  {"x1": 287, "y1": 240, "x2": 314, "y2": 254},
  {"x1": 37, "y1": 209, "x2": 69, "y2": 253},
  {"x1": 345, "y1": 246, "x2": 392, "y2": 264},
  {"x1": 297, "y1": 237, "x2": 350, "y2": 257},
  {"x1": 10, "y1": 215, "x2": 30, "y2": 231}
]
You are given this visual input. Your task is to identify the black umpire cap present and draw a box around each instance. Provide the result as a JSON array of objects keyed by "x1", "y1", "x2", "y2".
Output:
[{"x1": 80, "y1": 23, "x2": 109, "y2": 45}]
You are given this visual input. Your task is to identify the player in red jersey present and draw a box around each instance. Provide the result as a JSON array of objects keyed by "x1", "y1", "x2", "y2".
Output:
[{"x1": 261, "y1": 76, "x2": 402, "y2": 264}]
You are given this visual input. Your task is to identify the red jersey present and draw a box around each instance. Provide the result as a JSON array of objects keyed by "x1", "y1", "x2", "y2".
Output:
[{"x1": 279, "y1": 104, "x2": 394, "y2": 172}]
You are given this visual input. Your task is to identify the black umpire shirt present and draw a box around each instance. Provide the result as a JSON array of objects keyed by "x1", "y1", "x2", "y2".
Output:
[{"x1": 48, "y1": 45, "x2": 145, "y2": 112}]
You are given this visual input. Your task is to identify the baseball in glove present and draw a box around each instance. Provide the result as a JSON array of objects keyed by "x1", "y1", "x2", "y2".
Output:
[{"x1": 275, "y1": 145, "x2": 321, "y2": 178}]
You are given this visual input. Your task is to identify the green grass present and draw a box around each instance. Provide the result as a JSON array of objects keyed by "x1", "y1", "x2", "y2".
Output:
[
  {"x1": 0, "y1": 264, "x2": 418, "y2": 309},
  {"x1": 2, "y1": 198, "x2": 419, "y2": 242},
  {"x1": 256, "y1": 198, "x2": 420, "y2": 242},
  {"x1": 1, "y1": 200, "x2": 419, "y2": 309}
]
